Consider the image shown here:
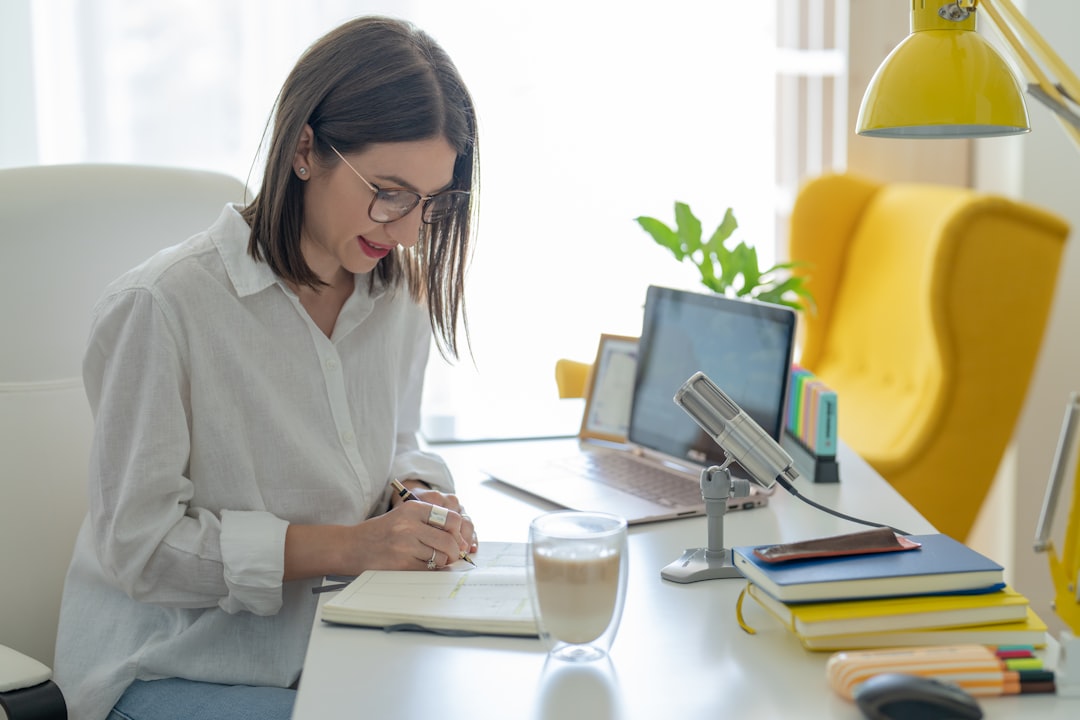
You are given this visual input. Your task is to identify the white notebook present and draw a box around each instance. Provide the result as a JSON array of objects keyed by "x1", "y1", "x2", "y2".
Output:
[{"x1": 320, "y1": 542, "x2": 537, "y2": 637}]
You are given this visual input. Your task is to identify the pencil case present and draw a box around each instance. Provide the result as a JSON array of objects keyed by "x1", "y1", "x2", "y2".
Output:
[
  {"x1": 752, "y1": 527, "x2": 921, "y2": 564},
  {"x1": 826, "y1": 644, "x2": 1050, "y2": 699}
]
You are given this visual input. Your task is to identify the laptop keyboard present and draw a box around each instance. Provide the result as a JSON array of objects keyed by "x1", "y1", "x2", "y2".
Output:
[{"x1": 552, "y1": 452, "x2": 704, "y2": 508}]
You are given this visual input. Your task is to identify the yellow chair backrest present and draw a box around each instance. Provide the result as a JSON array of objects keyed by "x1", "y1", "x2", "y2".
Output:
[
  {"x1": 554, "y1": 359, "x2": 592, "y2": 400},
  {"x1": 790, "y1": 172, "x2": 1069, "y2": 541}
]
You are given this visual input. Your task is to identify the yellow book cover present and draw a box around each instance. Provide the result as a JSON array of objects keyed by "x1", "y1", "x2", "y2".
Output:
[
  {"x1": 795, "y1": 607, "x2": 1048, "y2": 652},
  {"x1": 745, "y1": 582, "x2": 1030, "y2": 639}
]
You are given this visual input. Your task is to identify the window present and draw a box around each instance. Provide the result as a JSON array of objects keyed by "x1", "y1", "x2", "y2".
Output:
[{"x1": 9, "y1": 1, "x2": 850, "y2": 440}]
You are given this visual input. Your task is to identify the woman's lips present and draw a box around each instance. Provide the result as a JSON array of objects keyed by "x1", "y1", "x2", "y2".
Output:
[{"x1": 357, "y1": 235, "x2": 391, "y2": 259}]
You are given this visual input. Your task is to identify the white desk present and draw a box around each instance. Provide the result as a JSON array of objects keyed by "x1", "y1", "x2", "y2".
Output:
[{"x1": 293, "y1": 439, "x2": 1074, "y2": 719}]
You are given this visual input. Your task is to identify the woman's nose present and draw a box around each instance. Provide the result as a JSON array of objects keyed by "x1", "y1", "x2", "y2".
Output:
[{"x1": 385, "y1": 208, "x2": 424, "y2": 247}]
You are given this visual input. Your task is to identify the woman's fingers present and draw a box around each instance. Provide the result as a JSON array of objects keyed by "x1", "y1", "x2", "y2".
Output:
[{"x1": 382, "y1": 492, "x2": 477, "y2": 568}]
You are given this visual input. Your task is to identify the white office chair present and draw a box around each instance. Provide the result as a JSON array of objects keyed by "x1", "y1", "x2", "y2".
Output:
[{"x1": 0, "y1": 164, "x2": 248, "y2": 719}]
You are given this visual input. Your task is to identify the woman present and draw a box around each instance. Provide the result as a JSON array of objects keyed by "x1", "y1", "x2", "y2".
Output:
[{"x1": 53, "y1": 16, "x2": 479, "y2": 720}]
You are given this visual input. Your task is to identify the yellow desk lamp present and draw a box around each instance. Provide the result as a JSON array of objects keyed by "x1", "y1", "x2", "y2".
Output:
[
  {"x1": 856, "y1": 0, "x2": 1080, "y2": 695},
  {"x1": 856, "y1": 0, "x2": 1080, "y2": 150}
]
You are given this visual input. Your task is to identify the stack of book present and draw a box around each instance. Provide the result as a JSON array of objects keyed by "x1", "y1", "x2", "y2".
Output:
[{"x1": 734, "y1": 532, "x2": 1048, "y2": 652}]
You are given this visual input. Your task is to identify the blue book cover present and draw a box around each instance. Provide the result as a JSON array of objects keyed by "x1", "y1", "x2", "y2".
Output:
[{"x1": 733, "y1": 533, "x2": 1005, "y2": 603}]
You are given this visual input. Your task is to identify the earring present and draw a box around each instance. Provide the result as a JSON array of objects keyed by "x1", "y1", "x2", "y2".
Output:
[{"x1": 298, "y1": 167, "x2": 308, "y2": 176}]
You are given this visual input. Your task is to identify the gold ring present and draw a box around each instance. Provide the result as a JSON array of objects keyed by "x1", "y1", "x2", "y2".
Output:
[
  {"x1": 427, "y1": 505, "x2": 449, "y2": 529},
  {"x1": 426, "y1": 548, "x2": 438, "y2": 570}
]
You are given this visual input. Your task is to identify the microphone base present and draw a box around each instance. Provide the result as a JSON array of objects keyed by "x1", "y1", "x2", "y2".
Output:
[{"x1": 660, "y1": 547, "x2": 743, "y2": 583}]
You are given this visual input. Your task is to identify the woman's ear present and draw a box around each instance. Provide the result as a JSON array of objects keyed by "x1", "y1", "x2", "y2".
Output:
[{"x1": 293, "y1": 124, "x2": 315, "y2": 180}]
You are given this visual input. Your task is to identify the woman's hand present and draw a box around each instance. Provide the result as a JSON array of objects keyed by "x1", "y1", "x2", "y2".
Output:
[
  {"x1": 337, "y1": 484, "x2": 476, "y2": 573},
  {"x1": 284, "y1": 483, "x2": 478, "y2": 580},
  {"x1": 395, "y1": 483, "x2": 478, "y2": 556}
]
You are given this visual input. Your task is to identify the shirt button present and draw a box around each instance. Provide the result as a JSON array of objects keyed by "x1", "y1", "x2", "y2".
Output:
[
  {"x1": 342, "y1": 431, "x2": 355, "y2": 445},
  {"x1": 325, "y1": 357, "x2": 339, "y2": 370}
]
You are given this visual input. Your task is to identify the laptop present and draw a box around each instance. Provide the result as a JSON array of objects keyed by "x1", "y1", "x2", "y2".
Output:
[{"x1": 484, "y1": 285, "x2": 798, "y2": 524}]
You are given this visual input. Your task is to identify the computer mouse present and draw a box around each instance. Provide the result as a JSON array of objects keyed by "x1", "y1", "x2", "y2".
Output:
[{"x1": 853, "y1": 673, "x2": 983, "y2": 720}]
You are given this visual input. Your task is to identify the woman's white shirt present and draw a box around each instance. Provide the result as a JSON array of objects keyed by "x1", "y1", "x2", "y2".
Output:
[{"x1": 53, "y1": 204, "x2": 452, "y2": 720}]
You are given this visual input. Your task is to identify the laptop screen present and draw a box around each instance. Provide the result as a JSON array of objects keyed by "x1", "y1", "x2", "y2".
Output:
[{"x1": 629, "y1": 285, "x2": 797, "y2": 467}]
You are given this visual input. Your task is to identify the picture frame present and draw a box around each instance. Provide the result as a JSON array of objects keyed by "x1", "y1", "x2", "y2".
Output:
[{"x1": 579, "y1": 334, "x2": 639, "y2": 443}]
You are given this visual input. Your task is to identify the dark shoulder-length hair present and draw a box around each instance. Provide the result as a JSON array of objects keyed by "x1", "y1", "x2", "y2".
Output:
[{"x1": 241, "y1": 16, "x2": 478, "y2": 360}]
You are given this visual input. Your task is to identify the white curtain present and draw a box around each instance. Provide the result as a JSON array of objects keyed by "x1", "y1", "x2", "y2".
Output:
[{"x1": 13, "y1": 0, "x2": 781, "y2": 440}]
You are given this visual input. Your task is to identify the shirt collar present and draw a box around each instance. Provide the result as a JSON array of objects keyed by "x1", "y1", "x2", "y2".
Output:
[
  {"x1": 210, "y1": 204, "x2": 280, "y2": 298},
  {"x1": 209, "y1": 204, "x2": 390, "y2": 309}
]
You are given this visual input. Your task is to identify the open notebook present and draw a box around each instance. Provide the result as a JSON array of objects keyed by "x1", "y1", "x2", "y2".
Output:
[{"x1": 484, "y1": 285, "x2": 797, "y2": 524}]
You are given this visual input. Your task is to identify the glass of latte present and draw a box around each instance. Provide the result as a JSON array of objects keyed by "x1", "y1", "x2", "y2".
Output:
[{"x1": 527, "y1": 510, "x2": 628, "y2": 662}]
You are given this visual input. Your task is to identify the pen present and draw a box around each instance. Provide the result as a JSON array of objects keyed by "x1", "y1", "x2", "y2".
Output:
[
  {"x1": 968, "y1": 670, "x2": 1056, "y2": 697},
  {"x1": 391, "y1": 479, "x2": 475, "y2": 566}
]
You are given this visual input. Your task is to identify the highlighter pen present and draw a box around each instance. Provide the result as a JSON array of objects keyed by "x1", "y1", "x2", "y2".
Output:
[
  {"x1": 964, "y1": 669, "x2": 1056, "y2": 697},
  {"x1": 999, "y1": 670, "x2": 1056, "y2": 695},
  {"x1": 390, "y1": 479, "x2": 475, "y2": 566},
  {"x1": 1002, "y1": 657, "x2": 1044, "y2": 671},
  {"x1": 995, "y1": 646, "x2": 1036, "y2": 659}
]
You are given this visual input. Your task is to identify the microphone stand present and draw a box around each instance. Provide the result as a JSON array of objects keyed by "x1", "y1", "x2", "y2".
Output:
[{"x1": 661, "y1": 461, "x2": 750, "y2": 583}]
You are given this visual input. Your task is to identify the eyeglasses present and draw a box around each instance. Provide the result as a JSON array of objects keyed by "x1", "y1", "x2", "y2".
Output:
[{"x1": 329, "y1": 145, "x2": 469, "y2": 224}]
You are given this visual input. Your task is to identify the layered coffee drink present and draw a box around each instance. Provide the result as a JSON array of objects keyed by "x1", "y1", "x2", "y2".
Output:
[
  {"x1": 527, "y1": 511, "x2": 628, "y2": 661},
  {"x1": 531, "y1": 546, "x2": 621, "y2": 643}
]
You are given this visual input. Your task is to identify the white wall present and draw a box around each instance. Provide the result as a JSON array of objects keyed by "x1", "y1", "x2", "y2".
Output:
[
  {"x1": 975, "y1": 0, "x2": 1080, "y2": 639},
  {"x1": 0, "y1": 0, "x2": 37, "y2": 167}
]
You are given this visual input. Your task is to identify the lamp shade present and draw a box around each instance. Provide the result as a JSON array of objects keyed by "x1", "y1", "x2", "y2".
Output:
[{"x1": 857, "y1": 3, "x2": 1029, "y2": 138}]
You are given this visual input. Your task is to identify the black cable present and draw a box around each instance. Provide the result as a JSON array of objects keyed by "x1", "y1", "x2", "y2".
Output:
[{"x1": 774, "y1": 474, "x2": 911, "y2": 537}]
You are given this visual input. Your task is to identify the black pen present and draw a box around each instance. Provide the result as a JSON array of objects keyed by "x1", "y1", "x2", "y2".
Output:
[{"x1": 390, "y1": 479, "x2": 475, "y2": 566}]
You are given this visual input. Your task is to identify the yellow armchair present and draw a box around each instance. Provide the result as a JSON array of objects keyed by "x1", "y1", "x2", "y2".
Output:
[
  {"x1": 555, "y1": 359, "x2": 592, "y2": 400},
  {"x1": 789, "y1": 172, "x2": 1069, "y2": 541}
]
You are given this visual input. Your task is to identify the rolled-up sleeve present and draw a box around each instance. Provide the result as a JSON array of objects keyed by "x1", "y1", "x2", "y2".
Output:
[
  {"x1": 86, "y1": 287, "x2": 238, "y2": 607},
  {"x1": 218, "y1": 510, "x2": 290, "y2": 615}
]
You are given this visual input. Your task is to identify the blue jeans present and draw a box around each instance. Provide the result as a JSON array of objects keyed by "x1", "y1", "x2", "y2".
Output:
[{"x1": 107, "y1": 678, "x2": 295, "y2": 720}]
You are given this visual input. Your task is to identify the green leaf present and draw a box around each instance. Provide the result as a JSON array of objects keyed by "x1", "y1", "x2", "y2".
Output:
[
  {"x1": 759, "y1": 259, "x2": 809, "y2": 275},
  {"x1": 674, "y1": 202, "x2": 703, "y2": 255},
  {"x1": 637, "y1": 200, "x2": 817, "y2": 312},
  {"x1": 740, "y1": 244, "x2": 761, "y2": 288},
  {"x1": 635, "y1": 216, "x2": 685, "y2": 260},
  {"x1": 703, "y1": 240, "x2": 731, "y2": 292},
  {"x1": 713, "y1": 208, "x2": 738, "y2": 244},
  {"x1": 756, "y1": 277, "x2": 815, "y2": 313},
  {"x1": 697, "y1": 253, "x2": 718, "y2": 286},
  {"x1": 704, "y1": 209, "x2": 736, "y2": 251},
  {"x1": 721, "y1": 243, "x2": 754, "y2": 291},
  {"x1": 699, "y1": 272, "x2": 723, "y2": 294},
  {"x1": 759, "y1": 276, "x2": 800, "y2": 297}
]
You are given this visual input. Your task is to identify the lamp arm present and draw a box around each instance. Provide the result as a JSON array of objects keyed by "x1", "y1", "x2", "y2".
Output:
[
  {"x1": 1046, "y1": 465, "x2": 1080, "y2": 635},
  {"x1": 1033, "y1": 392, "x2": 1080, "y2": 635},
  {"x1": 1026, "y1": 85, "x2": 1080, "y2": 133},
  {"x1": 977, "y1": 0, "x2": 1080, "y2": 149},
  {"x1": 984, "y1": 0, "x2": 1080, "y2": 102},
  {"x1": 1034, "y1": 392, "x2": 1080, "y2": 552}
]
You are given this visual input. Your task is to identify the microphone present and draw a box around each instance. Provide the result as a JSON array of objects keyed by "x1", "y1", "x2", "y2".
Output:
[{"x1": 674, "y1": 371, "x2": 799, "y2": 490}]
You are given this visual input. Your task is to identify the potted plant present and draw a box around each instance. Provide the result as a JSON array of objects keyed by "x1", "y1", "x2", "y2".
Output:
[{"x1": 635, "y1": 202, "x2": 813, "y2": 313}]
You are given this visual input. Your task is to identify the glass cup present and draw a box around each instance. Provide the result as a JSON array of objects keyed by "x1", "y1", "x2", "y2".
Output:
[{"x1": 527, "y1": 510, "x2": 629, "y2": 662}]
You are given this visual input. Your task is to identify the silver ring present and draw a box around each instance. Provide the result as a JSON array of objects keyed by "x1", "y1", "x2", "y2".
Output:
[
  {"x1": 426, "y1": 548, "x2": 438, "y2": 570},
  {"x1": 427, "y1": 505, "x2": 449, "y2": 529}
]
